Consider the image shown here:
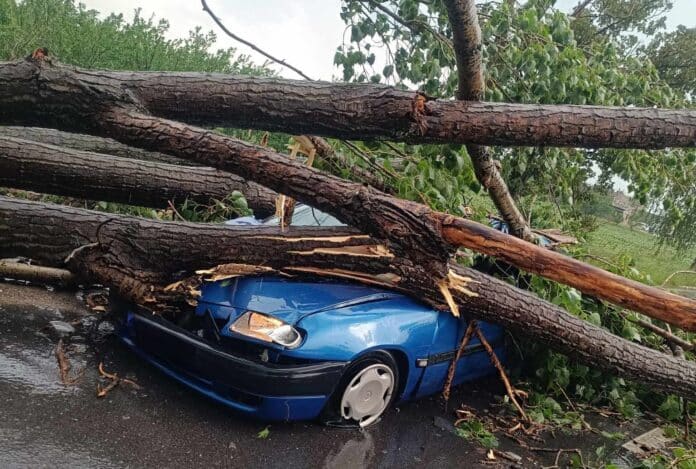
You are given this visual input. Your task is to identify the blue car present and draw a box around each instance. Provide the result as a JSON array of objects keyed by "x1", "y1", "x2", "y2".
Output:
[{"x1": 118, "y1": 206, "x2": 505, "y2": 427}]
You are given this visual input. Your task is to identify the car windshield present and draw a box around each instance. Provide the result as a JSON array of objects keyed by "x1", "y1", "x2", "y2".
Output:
[{"x1": 262, "y1": 205, "x2": 345, "y2": 227}]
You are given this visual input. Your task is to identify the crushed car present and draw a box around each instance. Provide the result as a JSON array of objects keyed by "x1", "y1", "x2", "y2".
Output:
[{"x1": 118, "y1": 206, "x2": 506, "y2": 427}]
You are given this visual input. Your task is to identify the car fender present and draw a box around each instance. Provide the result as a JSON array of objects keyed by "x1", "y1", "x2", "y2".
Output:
[{"x1": 288, "y1": 297, "x2": 441, "y2": 400}]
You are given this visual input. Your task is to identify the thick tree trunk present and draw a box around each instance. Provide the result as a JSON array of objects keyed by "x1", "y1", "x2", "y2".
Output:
[
  {"x1": 0, "y1": 55, "x2": 693, "y2": 328},
  {"x1": 2, "y1": 196, "x2": 696, "y2": 399},
  {"x1": 0, "y1": 136, "x2": 277, "y2": 217},
  {"x1": 1, "y1": 59, "x2": 695, "y2": 150},
  {"x1": 0, "y1": 126, "x2": 188, "y2": 165},
  {"x1": 444, "y1": 0, "x2": 533, "y2": 241},
  {"x1": 99, "y1": 110, "x2": 696, "y2": 328}
]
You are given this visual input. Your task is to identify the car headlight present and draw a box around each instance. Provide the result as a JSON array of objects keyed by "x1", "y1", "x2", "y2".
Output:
[{"x1": 229, "y1": 311, "x2": 302, "y2": 348}]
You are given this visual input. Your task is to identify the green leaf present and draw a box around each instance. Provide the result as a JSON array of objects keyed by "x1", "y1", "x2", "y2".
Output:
[{"x1": 256, "y1": 426, "x2": 270, "y2": 439}]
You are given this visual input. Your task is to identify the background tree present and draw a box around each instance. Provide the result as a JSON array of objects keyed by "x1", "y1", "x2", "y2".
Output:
[{"x1": 333, "y1": 0, "x2": 696, "y2": 416}]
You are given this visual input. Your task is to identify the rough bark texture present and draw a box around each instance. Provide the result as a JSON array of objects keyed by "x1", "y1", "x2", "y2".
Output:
[
  {"x1": 99, "y1": 110, "x2": 696, "y2": 328},
  {"x1": 1, "y1": 59, "x2": 695, "y2": 149},
  {"x1": 3, "y1": 196, "x2": 696, "y2": 399},
  {"x1": 0, "y1": 126, "x2": 187, "y2": 165},
  {"x1": 0, "y1": 136, "x2": 277, "y2": 217},
  {"x1": 1, "y1": 55, "x2": 695, "y2": 329},
  {"x1": 444, "y1": 0, "x2": 532, "y2": 241}
]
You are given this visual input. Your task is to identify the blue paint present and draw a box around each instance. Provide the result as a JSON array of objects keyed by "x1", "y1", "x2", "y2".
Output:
[{"x1": 120, "y1": 275, "x2": 504, "y2": 422}]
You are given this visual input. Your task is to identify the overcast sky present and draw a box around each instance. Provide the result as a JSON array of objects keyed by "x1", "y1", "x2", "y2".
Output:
[{"x1": 81, "y1": 0, "x2": 695, "y2": 80}]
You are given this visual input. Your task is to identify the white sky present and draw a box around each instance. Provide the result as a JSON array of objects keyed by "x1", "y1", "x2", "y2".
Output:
[{"x1": 81, "y1": 0, "x2": 695, "y2": 80}]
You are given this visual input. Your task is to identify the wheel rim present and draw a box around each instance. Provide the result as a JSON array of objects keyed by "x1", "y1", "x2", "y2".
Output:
[{"x1": 340, "y1": 363, "x2": 395, "y2": 427}]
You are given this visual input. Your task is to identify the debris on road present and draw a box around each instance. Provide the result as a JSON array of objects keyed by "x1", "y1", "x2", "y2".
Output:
[
  {"x1": 54, "y1": 338, "x2": 83, "y2": 385},
  {"x1": 96, "y1": 362, "x2": 140, "y2": 398}
]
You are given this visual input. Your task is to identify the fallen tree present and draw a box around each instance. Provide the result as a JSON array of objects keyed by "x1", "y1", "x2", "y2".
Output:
[
  {"x1": 0, "y1": 126, "x2": 188, "y2": 165},
  {"x1": 0, "y1": 54, "x2": 694, "y2": 329},
  {"x1": 0, "y1": 136, "x2": 277, "y2": 217},
  {"x1": 1, "y1": 58, "x2": 695, "y2": 150},
  {"x1": 3, "y1": 195, "x2": 696, "y2": 399}
]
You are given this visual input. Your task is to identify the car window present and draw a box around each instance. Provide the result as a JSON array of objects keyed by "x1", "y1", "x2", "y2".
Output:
[{"x1": 263, "y1": 205, "x2": 345, "y2": 227}]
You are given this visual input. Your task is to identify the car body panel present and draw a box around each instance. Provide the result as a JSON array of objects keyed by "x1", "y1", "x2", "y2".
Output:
[{"x1": 119, "y1": 274, "x2": 504, "y2": 422}]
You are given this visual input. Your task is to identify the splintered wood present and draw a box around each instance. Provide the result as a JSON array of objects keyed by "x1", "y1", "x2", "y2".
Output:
[{"x1": 438, "y1": 269, "x2": 480, "y2": 318}]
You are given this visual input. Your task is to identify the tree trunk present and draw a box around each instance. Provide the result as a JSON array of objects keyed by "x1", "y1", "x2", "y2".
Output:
[
  {"x1": 0, "y1": 55, "x2": 693, "y2": 328},
  {"x1": 444, "y1": 0, "x2": 533, "y2": 241},
  {"x1": 3, "y1": 195, "x2": 696, "y2": 399},
  {"x1": 1, "y1": 59, "x2": 695, "y2": 150},
  {"x1": 0, "y1": 126, "x2": 188, "y2": 165},
  {"x1": 0, "y1": 136, "x2": 277, "y2": 217}
]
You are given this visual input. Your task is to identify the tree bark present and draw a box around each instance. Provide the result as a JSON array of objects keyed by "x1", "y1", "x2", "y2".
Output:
[
  {"x1": 0, "y1": 126, "x2": 188, "y2": 165},
  {"x1": 0, "y1": 260, "x2": 75, "y2": 287},
  {"x1": 1, "y1": 55, "x2": 695, "y2": 330},
  {"x1": 444, "y1": 0, "x2": 533, "y2": 241},
  {"x1": 0, "y1": 136, "x2": 277, "y2": 217},
  {"x1": 1, "y1": 59, "x2": 695, "y2": 150},
  {"x1": 3, "y1": 195, "x2": 696, "y2": 400}
]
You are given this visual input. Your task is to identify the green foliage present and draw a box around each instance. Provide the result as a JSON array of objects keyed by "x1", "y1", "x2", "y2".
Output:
[
  {"x1": 645, "y1": 26, "x2": 696, "y2": 97},
  {"x1": 570, "y1": 0, "x2": 674, "y2": 49},
  {"x1": 637, "y1": 447, "x2": 696, "y2": 469},
  {"x1": 335, "y1": 0, "x2": 694, "y2": 237},
  {"x1": 455, "y1": 419, "x2": 499, "y2": 449},
  {"x1": 0, "y1": 0, "x2": 268, "y2": 75},
  {"x1": 256, "y1": 426, "x2": 270, "y2": 439}
]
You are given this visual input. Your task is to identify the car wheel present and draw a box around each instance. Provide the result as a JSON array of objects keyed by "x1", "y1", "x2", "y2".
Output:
[{"x1": 323, "y1": 351, "x2": 399, "y2": 428}]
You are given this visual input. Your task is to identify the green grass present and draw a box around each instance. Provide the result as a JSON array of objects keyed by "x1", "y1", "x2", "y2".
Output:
[{"x1": 584, "y1": 221, "x2": 696, "y2": 288}]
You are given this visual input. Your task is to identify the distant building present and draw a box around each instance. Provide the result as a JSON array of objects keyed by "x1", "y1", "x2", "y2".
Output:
[{"x1": 611, "y1": 191, "x2": 642, "y2": 225}]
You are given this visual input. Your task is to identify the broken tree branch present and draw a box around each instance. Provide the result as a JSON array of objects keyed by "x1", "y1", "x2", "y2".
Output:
[
  {"x1": 0, "y1": 54, "x2": 692, "y2": 327},
  {"x1": 1, "y1": 59, "x2": 694, "y2": 150},
  {"x1": 0, "y1": 260, "x2": 75, "y2": 287},
  {"x1": 4, "y1": 197, "x2": 696, "y2": 400},
  {"x1": 0, "y1": 126, "x2": 188, "y2": 165}
]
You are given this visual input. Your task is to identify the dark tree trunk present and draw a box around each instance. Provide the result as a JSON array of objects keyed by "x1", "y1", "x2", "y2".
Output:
[
  {"x1": 1, "y1": 59, "x2": 695, "y2": 150},
  {"x1": 0, "y1": 136, "x2": 277, "y2": 217},
  {"x1": 444, "y1": 0, "x2": 532, "y2": 241},
  {"x1": 3, "y1": 195, "x2": 696, "y2": 400},
  {"x1": 0, "y1": 55, "x2": 693, "y2": 328},
  {"x1": 100, "y1": 109, "x2": 696, "y2": 328},
  {"x1": 0, "y1": 126, "x2": 188, "y2": 165}
]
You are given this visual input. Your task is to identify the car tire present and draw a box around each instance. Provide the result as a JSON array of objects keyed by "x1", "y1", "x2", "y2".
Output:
[{"x1": 321, "y1": 351, "x2": 399, "y2": 428}]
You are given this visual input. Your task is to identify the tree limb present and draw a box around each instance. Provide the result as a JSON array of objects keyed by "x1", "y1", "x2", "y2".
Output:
[{"x1": 443, "y1": 0, "x2": 533, "y2": 241}]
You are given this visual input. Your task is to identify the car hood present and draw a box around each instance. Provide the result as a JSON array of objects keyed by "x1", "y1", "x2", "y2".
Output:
[{"x1": 198, "y1": 276, "x2": 403, "y2": 324}]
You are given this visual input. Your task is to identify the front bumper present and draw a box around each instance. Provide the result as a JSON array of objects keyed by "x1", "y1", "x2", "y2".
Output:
[{"x1": 119, "y1": 311, "x2": 346, "y2": 421}]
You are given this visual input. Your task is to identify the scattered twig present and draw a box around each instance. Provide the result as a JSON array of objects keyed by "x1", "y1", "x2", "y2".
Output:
[
  {"x1": 443, "y1": 320, "x2": 477, "y2": 402},
  {"x1": 476, "y1": 328, "x2": 529, "y2": 422},
  {"x1": 661, "y1": 270, "x2": 696, "y2": 288},
  {"x1": 167, "y1": 200, "x2": 187, "y2": 222},
  {"x1": 200, "y1": 0, "x2": 312, "y2": 80},
  {"x1": 54, "y1": 339, "x2": 83, "y2": 385},
  {"x1": 97, "y1": 362, "x2": 140, "y2": 398}
]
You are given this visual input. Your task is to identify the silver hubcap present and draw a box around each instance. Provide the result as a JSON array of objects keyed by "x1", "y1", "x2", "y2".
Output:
[{"x1": 340, "y1": 363, "x2": 395, "y2": 427}]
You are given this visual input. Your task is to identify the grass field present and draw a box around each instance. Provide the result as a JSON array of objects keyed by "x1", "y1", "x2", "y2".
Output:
[{"x1": 584, "y1": 221, "x2": 696, "y2": 288}]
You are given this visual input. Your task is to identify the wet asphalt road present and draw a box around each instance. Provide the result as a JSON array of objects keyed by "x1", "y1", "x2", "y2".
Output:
[{"x1": 0, "y1": 283, "x2": 652, "y2": 468}]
